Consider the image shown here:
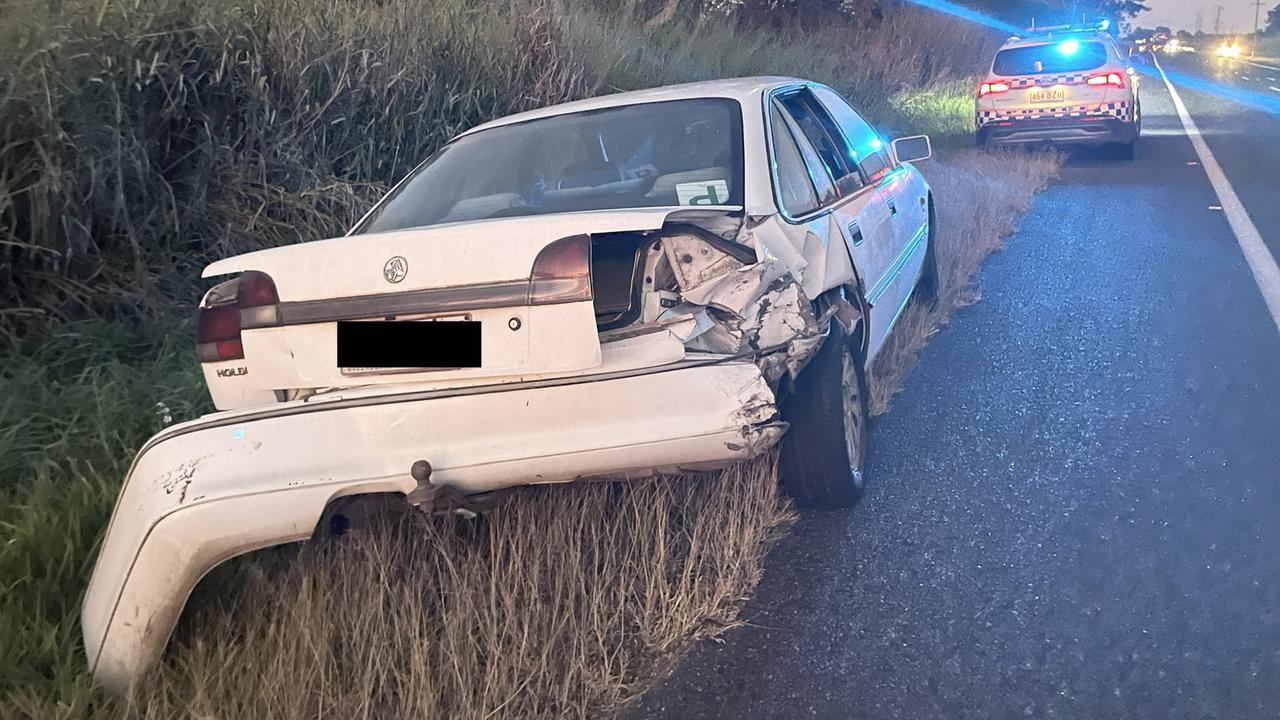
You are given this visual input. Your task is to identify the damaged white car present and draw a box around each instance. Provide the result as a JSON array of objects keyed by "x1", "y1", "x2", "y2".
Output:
[{"x1": 83, "y1": 77, "x2": 936, "y2": 690}]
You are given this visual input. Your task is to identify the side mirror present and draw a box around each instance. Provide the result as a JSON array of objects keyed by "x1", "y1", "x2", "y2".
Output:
[{"x1": 891, "y1": 135, "x2": 932, "y2": 164}]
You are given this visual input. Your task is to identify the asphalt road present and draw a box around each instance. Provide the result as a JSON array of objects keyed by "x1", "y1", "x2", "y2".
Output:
[{"x1": 628, "y1": 55, "x2": 1280, "y2": 719}]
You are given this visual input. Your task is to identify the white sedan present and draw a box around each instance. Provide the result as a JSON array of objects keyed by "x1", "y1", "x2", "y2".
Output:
[{"x1": 83, "y1": 77, "x2": 936, "y2": 690}]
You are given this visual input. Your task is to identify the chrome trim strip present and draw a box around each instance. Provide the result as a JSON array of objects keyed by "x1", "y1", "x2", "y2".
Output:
[
  {"x1": 876, "y1": 268, "x2": 918, "y2": 355},
  {"x1": 865, "y1": 222, "x2": 927, "y2": 306},
  {"x1": 262, "y1": 280, "x2": 532, "y2": 327}
]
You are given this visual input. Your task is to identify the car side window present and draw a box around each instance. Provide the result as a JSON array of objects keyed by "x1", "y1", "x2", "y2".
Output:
[
  {"x1": 811, "y1": 85, "x2": 893, "y2": 184},
  {"x1": 769, "y1": 104, "x2": 821, "y2": 217},
  {"x1": 777, "y1": 90, "x2": 862, "y2": 194}
]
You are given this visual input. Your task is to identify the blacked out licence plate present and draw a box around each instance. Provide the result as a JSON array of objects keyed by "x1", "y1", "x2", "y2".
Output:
[{"x1": 337, "y1": 320, "x2": 481, "y2": 372}]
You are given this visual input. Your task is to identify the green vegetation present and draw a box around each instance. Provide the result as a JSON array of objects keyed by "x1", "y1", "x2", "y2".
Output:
[
  {"x1": 0, "y1": 320, "x2": 207, "y2": 715},
  {"x1": 1, "y1": 0, "x2": 993, "y2": 339},
  {"x1": 0, "y1": 0, "x2": 1049, "y2": 717}
]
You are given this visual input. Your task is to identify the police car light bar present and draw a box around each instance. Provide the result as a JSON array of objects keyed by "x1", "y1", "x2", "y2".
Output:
[{"x1": 1013, "y1": 19, "x2": 1110, "y2": 40}]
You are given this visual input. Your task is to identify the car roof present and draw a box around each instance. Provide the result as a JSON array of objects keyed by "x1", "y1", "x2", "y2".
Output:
[
  {"x1": 998, "y1": 31, "x2": 1113, "y2": 50},
  {"x1": 458, "y1": 76, "x2": 801, "y2": 138}
]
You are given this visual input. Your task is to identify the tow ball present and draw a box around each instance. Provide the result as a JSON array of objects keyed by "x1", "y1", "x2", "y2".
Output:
[{"x1": 405, "y1": 460, "x2": 484, "y2": 518}]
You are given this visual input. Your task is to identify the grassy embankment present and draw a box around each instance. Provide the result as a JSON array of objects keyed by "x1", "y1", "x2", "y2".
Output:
[{"x1": 0, "y1": 0, "x2": 1058, "y2": 717}]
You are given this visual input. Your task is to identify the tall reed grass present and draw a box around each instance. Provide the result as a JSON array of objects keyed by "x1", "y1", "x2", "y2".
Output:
[{"x1": 1, "y1": 0, "x2": 998, "y2": 340}]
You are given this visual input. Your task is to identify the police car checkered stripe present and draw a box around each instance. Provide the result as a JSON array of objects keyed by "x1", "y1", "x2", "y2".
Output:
[
  {"x1": 1006, "y1": 73, "x2": 1093, "y2": 88},
  {"x1": 976, "y1": 100, "x2": 1132, "y2": 125}
]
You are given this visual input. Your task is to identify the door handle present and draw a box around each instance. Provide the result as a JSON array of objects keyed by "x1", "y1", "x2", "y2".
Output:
[
  {"x1": 848, "y1": 220, "x2": 864, "y2": 246},
  {"x1": 886, "y1": 197, "x2": 898, "y2": 218}
]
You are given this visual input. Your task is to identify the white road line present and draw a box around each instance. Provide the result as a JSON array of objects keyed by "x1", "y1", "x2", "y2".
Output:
[
  {"x1": 1271, "y1": 86, "x2": 1280, "y2": 94},
  {"x1": 1154, "y1": 56, "x2": 1280, "y2": 336},
  {"x1": 1248, "y1": 60, "x2": 1280, "y2": 72}
]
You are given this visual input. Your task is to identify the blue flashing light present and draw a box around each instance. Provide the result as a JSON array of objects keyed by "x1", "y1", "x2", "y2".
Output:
[
  {"x1": 896, "y1": 0, "x2": 1280, "y2": 118},
  {"x1": 1057, "y1": 39, "x2": 1080, "y2": 56},
  {"x1": 233, "y1": 428, "x2": 246, "y2": 440},
  {"x1": 869, "y1": 138, "x2": 883, "y2": 151}
]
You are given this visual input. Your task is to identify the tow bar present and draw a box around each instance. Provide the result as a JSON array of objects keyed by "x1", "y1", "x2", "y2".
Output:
[{"x1": 405, "y1": 460, "x2": 487, "y2": 518}]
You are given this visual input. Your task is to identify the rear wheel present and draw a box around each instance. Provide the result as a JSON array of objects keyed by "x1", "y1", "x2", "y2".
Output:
[
  {"x1": 1114, "y1": 138, "x2": 1137, "y2": 161},
  {"x1": 779, "y1": 325, "x2": 870, "y2": 509}
]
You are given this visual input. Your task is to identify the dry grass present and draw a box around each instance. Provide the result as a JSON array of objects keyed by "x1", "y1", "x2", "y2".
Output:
[
  {"x1": 868, "y1": 149, "x2": 1063, "y2": 415},
  {"x1": 98, "y1": 458, "x2": 793, "y2": 720}
]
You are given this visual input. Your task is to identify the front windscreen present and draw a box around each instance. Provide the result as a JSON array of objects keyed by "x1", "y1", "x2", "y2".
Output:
[
  {"x1": 355, "y1": 98, "x2": 745, "y2": 234},
  {"x1": 992, "y1": 40, "x2": 1109, "y2": 75}
]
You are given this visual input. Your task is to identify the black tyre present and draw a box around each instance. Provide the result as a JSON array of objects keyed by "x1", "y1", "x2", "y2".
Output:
[
  {"x1": 1114, "y1": 138, "x2": 1137, "y2": 161},
  {"x1": 779, "y1": 324, "x2": 870, "y2": 509},
  {"x1": 915, "y1": 208, "x2": 940, "y2": 308}
]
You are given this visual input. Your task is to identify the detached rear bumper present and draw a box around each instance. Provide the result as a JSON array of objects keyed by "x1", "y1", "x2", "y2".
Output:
[{"x1": 82, "y1": 358, "x2": 782, "y2": 692}]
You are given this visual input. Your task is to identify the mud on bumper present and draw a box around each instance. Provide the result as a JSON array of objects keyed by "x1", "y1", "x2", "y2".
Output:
[{"x1": 82, "y1": 359, "x2": 783, "y2": 691}]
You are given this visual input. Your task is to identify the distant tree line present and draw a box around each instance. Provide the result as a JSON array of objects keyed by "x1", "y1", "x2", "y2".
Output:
[{"x1": 611, "y1": 0, "x2": 1148, "y2": 31}]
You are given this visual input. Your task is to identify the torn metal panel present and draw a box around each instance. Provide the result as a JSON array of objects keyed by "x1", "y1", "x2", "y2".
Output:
[
  {"x1": 664, "y1": 209, "x2": 746, "y2": 241},
  {"x1": 654, "y1": 228, "x2": 823, "y2": 381},
  {"x1": 661, "y1": 232, "x2": 746, "y2": 290},
  {"x1": 670, "y1": 266, "x2": 822, "y2": 384},
  {"x1": 738, "y1": 213, "x2": 857, "y2": 300}
]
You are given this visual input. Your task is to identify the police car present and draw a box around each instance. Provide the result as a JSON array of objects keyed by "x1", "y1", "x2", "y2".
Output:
[{"x1": 976, "y1": 22, "x2": 1141, "y2": 159}]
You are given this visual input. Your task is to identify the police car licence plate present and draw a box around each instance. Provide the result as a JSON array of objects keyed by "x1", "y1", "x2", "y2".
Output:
[{"x1": 1029, "y1": 87, "x2": 1066, "y2": 104}]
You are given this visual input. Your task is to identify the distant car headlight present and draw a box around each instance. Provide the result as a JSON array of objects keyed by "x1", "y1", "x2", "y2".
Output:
[{"x1": 1216, "y1": 43, "x2": 1241, "y2": 58}]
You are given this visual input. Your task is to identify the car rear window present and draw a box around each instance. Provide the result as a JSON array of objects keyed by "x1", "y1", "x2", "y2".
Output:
[
  {"x1": 992, "y1": 40, "x2": 1109, "y2": 75},
  {"x1": 354, "y1": 98, "x2": 745, "y2": 234}
]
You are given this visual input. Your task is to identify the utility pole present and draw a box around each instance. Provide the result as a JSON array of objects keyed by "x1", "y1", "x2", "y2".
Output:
[
  {"x1": 1195, "y1": 10, "x2": 1202, "y2": 34},
  {"x1": 1253, "y1": 0, "x2": 1265, "y2": 34},
  {"x1": 1214, "y1": 4, "x2": 1224, "y2": 35}
]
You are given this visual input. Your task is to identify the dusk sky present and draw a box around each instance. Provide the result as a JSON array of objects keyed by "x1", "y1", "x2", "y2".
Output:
[{"x1": 1136, "y1": 0, "x2": 1269, "y2": 33}]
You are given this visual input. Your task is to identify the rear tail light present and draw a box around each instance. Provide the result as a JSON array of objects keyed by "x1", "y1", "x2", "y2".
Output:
[
  {"x1": 979, "y1": 81, "x2": 1010, "y2": 97},
  {"x1": 1086, "y1": 72, "x2": 1125, "y2": 88},
  {"x1": 528, "y1": 234, "x2": 593, "y2": 305},
  {"x1": 196, "y1": 302, "x2": 244, "y2": 362},
  {"x1": 237, "y1": 271, "x2": 281, "y2": 329},
  {"x1": 196, "y1": 271, "x2": 279, "y2": 363}
]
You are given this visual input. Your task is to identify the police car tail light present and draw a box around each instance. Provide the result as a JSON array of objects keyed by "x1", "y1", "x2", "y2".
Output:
[
  {"x1": 979, "y1": 81, "x2": 1010, "y2": 97},
  {"x1": 1086, "y1": 72, "x2": 1125, "y2": 88}
]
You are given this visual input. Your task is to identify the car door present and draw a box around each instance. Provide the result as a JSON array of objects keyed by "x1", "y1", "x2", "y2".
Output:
[
  {"x1": 763, "y1": 99, "x2": 855, "y2": 300},
  {"x1": 773, "y1": 87, "x2": 901, "y2": 357},
  {"x1": 809, "y1": 86, "x2": 923, "y2": 349}
]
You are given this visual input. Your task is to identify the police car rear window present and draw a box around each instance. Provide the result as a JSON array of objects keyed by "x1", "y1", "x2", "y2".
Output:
[{"x1": 993, "y1": 41, "x2": 1108, "y2": 75}]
